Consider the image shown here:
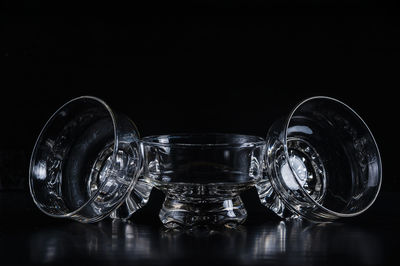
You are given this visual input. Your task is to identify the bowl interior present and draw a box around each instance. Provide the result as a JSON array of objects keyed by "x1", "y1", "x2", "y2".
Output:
[
  {"x1": 141, "y1": 133, "x2": 266, "y2": 186},
  {"x1": 284, "y1": 97, "x2": 382, "y2": 216},
  {"x1": 29, "y1": 97, "x2": 127, "y2": 219}
]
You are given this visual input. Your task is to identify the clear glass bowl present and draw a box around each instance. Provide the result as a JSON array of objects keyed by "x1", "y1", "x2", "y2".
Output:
[
  {"x1": 29, "y1": 95, "x2": 382, "y2": 226},
  {"x1": 141, "y1": 133, "x2": 266, "y2": 228},
  {"x1": 29, "y1": 96, "x2": 150, "y2": 222},
  {"x1": 256, "y1": 96, "x2": 382, "y2": 222}
]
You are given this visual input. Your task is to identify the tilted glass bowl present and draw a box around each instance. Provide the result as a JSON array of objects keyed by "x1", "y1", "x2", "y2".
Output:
[
  {"x1": 256, "y1": 96, "x2": 382, "y2": 222},
  {"x1": 29, "y1": 96, "x2": 151, "y2": 223},
  {"x1": 141, "y1": 133, "x2": 266, "y2": 228}
]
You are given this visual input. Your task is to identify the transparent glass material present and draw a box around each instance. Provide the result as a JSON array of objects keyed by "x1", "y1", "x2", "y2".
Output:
[
  {"x1": 141, "y1": 133, "x2": 266, "y2": 229},
  {"x1": 29, "y1": 96, "x2": 150, "y2": 223},
  {"x1": 256, "y1": 96, "x2": 382, "y2": 222}
]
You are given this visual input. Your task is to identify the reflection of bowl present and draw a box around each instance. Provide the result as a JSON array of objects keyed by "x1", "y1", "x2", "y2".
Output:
[
  {"x1": 141, "y1": 133, "x2": 266, "y2": 228},
  {"x1": 241, "y1": 220, "x2": 382, "y2": 265}
]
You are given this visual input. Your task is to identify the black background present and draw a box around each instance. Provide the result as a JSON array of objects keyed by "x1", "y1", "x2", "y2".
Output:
[
  {"x1": 1, "y1": 0, "x2": 397, "y2": 192},
  {"x1": 1, "y1": 1, "x2": 399, "y2": 265}
]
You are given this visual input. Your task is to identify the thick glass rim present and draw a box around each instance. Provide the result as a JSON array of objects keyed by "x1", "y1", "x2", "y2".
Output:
[
  {"x1": 283, "y1": 96, "x2": 382, "y2": 218},
  {"x1": 29, "y1": 96, "x2": 133, "y2": 221},
  {"x1": 141, "y1": 133, "x2": 266, "y2": 148}
]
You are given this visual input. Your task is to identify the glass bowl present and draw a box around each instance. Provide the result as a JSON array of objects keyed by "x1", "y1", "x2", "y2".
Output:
[
  {"x1": 256, "y1": 96, "x2": 382, "y2": 222},
  {"x1": 29, "y1": 96, "x2": 149, "y2": 222},
  {"x1": 141, "y1": 133, "x2": 266, "y2": 229},
  {"x1": 29, "y1": 95, "x2": 382, "y2": 226}
]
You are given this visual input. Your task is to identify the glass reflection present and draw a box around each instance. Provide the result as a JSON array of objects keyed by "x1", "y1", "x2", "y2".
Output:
[
  {"x1": 242, "y1": 219, "x2": 383, "y2": 265},
  {"x1": 28, "y1": 219, "x2": 382, "y2": 265}
]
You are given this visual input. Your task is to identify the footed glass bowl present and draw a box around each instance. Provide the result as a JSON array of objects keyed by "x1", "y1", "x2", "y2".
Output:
[{"x1": 141, "y1": 133, "x2": 266, "y2": 229}]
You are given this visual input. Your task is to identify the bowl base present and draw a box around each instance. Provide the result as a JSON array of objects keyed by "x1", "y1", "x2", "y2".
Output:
[{"x1": 159, "y1": 195, "x2": 247, "y2": 229}]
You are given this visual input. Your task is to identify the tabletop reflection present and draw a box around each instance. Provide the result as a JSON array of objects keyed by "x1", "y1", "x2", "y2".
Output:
[
  {"x1": 242, "y1": 219, "x2": 382, "y2": 265},
  {"x1": 28, "y1": 219, "x2": 383, "y2": 265}
]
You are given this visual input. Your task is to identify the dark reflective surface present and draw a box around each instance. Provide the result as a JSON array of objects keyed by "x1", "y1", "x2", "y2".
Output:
[{"x1": 0, "y1": 191, "x2": 397, "y2": 266}]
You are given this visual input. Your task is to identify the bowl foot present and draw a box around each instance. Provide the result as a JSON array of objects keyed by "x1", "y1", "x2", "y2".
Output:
[
  {"x1": 110, "y1": 177, "x2": 153, "y2": 220},
  {"x1": 159, "y1": 195, "x2": 247, "y2": 229}
]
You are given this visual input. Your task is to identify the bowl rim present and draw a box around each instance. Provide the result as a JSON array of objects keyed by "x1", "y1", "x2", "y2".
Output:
[{"x1": 141, "y1": 133, "x2": 266, "y2": 148}]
